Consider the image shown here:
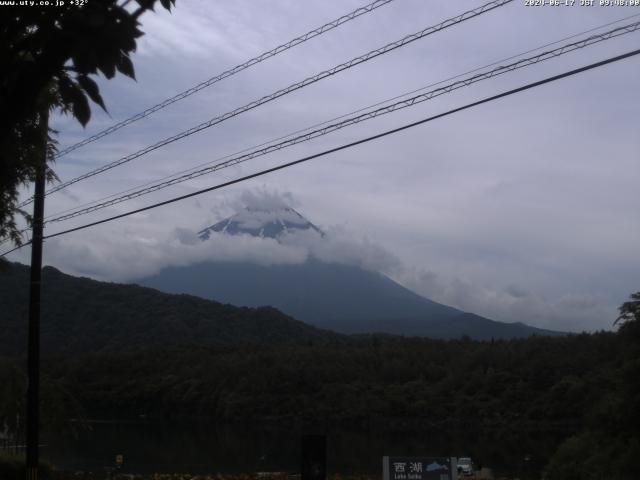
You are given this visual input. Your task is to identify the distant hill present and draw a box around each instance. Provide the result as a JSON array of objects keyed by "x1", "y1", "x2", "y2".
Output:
[
  {"x1": 138, "y1": 204, "x2": 561, "y2": 340},
  {"x1": 140, "y1": 259, "x2": 562, "y2": 340},
  {"x1": 0, "y1": 262, "x2": 345, "y2": 356},
  {"x1": 137, "y1": 205, "x2": 562, "y2": 340}
]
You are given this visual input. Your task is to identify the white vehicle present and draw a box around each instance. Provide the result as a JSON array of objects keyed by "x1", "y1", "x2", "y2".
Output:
[{"x1": 457, "y1": 457, "x2": 474, "y2": 476}]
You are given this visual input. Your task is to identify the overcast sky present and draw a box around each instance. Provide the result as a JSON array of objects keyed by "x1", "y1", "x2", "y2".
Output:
[{"x1": 8, "y1": 0, "x2": 640, "y2": 332}]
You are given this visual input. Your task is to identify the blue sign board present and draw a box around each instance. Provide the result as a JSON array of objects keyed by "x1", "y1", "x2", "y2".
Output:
[{"x1": 383, "y1": 457, "x2": 457, "y2": 480}]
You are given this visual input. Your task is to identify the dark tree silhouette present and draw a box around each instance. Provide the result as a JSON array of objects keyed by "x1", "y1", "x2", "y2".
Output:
[
  {"x1": 616, "y1": 292, "x2": 640, "y2": 325},
  {"x1": 0, "y1": 0, "x2": 176, "y2": 245}
]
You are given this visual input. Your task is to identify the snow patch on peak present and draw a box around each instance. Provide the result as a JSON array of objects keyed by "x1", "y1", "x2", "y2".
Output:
[{"x1": 198, "y1": 206, "x2": 323, "y2": 241}]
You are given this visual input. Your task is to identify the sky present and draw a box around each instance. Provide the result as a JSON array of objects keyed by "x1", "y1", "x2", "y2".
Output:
[{"x1": 7, "y1": 0, "x2": 640, "y2": 332}]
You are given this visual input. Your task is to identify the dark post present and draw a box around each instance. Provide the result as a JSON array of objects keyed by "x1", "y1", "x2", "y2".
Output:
[
  {"x1": 26, "y1": 108, "x2": 48, "y2": 480},
  {"x1": 301, "y1": 434, "x2": 326, "y2": 480}
]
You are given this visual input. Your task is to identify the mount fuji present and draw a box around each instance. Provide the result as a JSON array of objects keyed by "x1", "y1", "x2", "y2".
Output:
[
  {"x1": 197, "y1": 206, "x2": 323, "y2": 240},
  {"x1": 138, "y1": 206, "x2": 561, "y2": 339}
]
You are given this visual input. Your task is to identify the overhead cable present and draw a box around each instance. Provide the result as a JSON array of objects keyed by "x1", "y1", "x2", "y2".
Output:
[
  {"x1": 54, "y1": 0, "x2": 398, "y2": 159},
  {"x1": 19, "y1": 0, "x2": 513, "y2": 207},
  {"x1": 11, "y1": 48, "x2": 634, "y2": 249},
  {"x1": 42, "y1": 12, "x2": 640, "y2": 222},
  {"x1": 44, "y1": 20, "x2": 640, "y2": 224}
]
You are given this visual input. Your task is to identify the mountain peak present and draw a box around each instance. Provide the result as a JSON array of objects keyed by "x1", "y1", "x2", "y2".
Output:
[{"x1": 198, "y1": 206, "x2": 323, "y2": 241}]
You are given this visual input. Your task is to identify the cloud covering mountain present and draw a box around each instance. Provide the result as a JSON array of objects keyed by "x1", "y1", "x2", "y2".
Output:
[
  {"x1": 6, "y1": 1, "x2": 639, "y2": 332},
  {"x1": 136, "y1": 191, "x2": 563, "y2": 338},
  {"x1": 9, "y1": 188, "x2": 624, "y2": 332}
]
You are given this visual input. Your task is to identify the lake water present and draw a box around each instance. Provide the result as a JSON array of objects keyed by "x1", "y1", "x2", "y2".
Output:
[{"x1": 42, "y1": 421, "x2": 566, "y2": 478}]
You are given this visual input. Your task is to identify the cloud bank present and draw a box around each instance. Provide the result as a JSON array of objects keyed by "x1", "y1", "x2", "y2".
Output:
[
  {"x1": 39, "y1": 189, "x2": 401, "y2": 284},
  {"x1": 398, "y1": 268, "x2": 616, "y2": 332},
  {"x1": 10, "y1": 1, "x2": 639, "y2": 333},
  {"x1": 20, "y1": 188, "x2": 619, "y2": 333}
]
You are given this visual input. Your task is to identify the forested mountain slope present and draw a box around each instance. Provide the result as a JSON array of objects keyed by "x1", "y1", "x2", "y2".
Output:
[
  {"x1": 0, "y1": 262, "x2": 344, "y2": 356},
  {"x1": 140, "y1": 260, "x2": 562, "y2": 339}
]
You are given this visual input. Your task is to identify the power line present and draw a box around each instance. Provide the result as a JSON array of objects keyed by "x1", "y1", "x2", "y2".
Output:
[
  {"x1": 3, "y1": 13, "x2": 637, "y2": 247},
  {"x1": 53, "y1": 0, "x2": 398, "y2": 159},
  {"x1": 43, "y1": 20, "x2": 640, "y2": 225},
  {"x1": 40, "y1": 12, "x2": 640, "y2": 223},
  {"x1": 5, "y1": 47, "x2": 631, "y2": 250},
  {"x1": 19, "y1": 0, "x2": 513, "y2": 208},
  {"x1": 0, "y1": 240, "x2": 31, "y2": 257}
]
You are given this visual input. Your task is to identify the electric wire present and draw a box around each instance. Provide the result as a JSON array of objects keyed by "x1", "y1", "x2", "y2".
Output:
[
  {"x1": 18, "y1": 0, "x2": 514, "y2": 208},
  {"x1": 0, "y1": 241, "x2": 31, "y2": 257},
  {"x1": 1, "y1": 46, "x2": 633, "y2": 258},
  {"x1": 53, "y1": 0, "x2": 398, "y2": 159},
  {"x1": 41, "y1": 12, "x2": 640, "y2": 222},
  {"x1": 3, "y1": 12, "x2": 637, "y2": 247},
  {"x1": 42, "y1": 20, "x2": 640, "y2": 225}
]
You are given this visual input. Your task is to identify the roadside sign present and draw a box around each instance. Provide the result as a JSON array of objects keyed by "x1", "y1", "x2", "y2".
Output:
[{"x1": 383, "y1": 457, "x2": 458, "y2": 480}]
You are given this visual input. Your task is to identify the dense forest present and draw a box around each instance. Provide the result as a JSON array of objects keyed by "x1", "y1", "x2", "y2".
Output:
[
  {"x1": 0, "y1": 263, "x2": 344, "y2": 356},
  {"x1": 1, "y1": 320, "x2": 639, "y2": 478},
  {"x1": 35, "y1": 333, "x2": 625, "y2": 426},
  {"x1": 1, "y1": 260, "x2": 639, "y2": 478}
]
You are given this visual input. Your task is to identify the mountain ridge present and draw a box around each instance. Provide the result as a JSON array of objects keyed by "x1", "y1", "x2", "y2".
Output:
[
  {"x1": 140, "y1": 259, "x2": 562, "y2": 339},
  {"x1": 137, "y1": 206, "x2": 564, "y2": 340},
  {"x1": 0, "y1": 262, "x2": 345, "y2": 356}
]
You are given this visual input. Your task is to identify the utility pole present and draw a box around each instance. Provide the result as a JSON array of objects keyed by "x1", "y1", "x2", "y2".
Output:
[{"x1": 26, "y1": 108, "x2": 48, "y2": 480}]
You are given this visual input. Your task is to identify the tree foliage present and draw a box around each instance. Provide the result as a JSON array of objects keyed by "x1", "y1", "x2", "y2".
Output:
[
  {"x1": 1, "y1": 264, "x2": 637, "y2": 476},
  {"x1": 0, "y1": 0, "x2": 176, "y2": 244},
  {"x1": 616, "y1": 291, "x2": 640, "y2": 325},
  {"x1": 0, "y1": 263, "x2": 344, "y2": 356}
]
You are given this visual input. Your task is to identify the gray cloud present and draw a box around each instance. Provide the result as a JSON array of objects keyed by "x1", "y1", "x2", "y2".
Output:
[
  {"x1": 41, "y1": 225, "x2": 308, "y2": 282},
  {"x1": 399, "y1": 268, "x2": 616, "y2": 332},
  {"x1": 31, "y1": 189, "x2": 401, "y2": 284},
  {"x1": 281, "y1": 226, "x2": 403, "y2": 275},
  {"x1": 8, "y1": 0, "x2": 639, "y2": 332}
]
